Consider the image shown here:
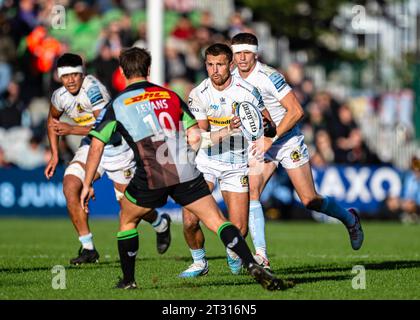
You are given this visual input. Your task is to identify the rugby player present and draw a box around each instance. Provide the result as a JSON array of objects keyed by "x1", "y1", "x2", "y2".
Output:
[
  {"x1": 45, "y1": 53, "x2": 171, "y2": 265},
  {"x1": 179, "y1": 43, "x2": 274, "y2": 277},
  {"x1": 231, "y1": 33, "x2": 364, "y2": 269}
]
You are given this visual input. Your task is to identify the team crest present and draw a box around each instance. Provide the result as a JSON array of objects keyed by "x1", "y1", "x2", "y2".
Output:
[
  {"x1": 290, "y1": 149, "x2": 302, "y2": 162},
  {"x1": 124, "y1": 169, "x2": 132, "y2": 179},
  {"x1": 76, "y1": 104, "x2": 84, "y2": 113},
  {"x1": 231, "y1": 101, "x2": 239, "y2": 114},
  {"x1": 240, "y1": 175, "x2": 249, "y2": 187}
]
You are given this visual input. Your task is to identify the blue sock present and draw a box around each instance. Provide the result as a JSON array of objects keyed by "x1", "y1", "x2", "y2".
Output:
[
  {"x1": 249, "y1": 200, "x2": 267, "y2": 256},
  {"x1": 191, "y1": 248, "x2": 206, "y2": 263},
  {"x1": 320, "y1": 196, "x2": 355, "y2": 226}
]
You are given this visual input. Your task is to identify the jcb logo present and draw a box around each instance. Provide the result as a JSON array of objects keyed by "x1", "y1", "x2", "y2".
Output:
[{"x1": 124, "y1": 92, "x2": 170, "y2": 105}]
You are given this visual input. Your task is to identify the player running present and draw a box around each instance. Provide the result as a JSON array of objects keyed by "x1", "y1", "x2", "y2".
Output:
[
  {"x1": 178, "y1": 43, "x2": 274, "y2": 278},
  {"x1": 45, "y1": 53, "x2": 171, "y2": 265},
  {"x1": 231, "y1": 32, "x2": 364, "y2": 269},
  {"x1": 79, "y1": 47, "x2": 291, "y2": 291}
]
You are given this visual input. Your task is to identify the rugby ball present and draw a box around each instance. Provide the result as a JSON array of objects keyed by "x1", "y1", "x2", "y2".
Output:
[{"x1": 235, "y1": 101, "x2": 264, "y2": 141}]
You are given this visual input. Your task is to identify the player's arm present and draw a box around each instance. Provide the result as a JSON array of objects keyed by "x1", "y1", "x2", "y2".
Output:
[
  {"x1": 45, "y1": 104, "x2": 63, "y2": 179},
  {"x1": 80, "y1": 136, "x2": 104, "y2": 213},
  {"x1": 273, "y1": 91, "x2": 304, "y2": 139},
  {"x1": 80, "y1": 112, "x2": 117, "y2": 212}
]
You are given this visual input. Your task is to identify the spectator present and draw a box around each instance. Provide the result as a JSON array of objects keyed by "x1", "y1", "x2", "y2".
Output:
[
  {"x1": 90, "y1": 41, "x2": 120, "y2": 96},
  {"x1": 171, "y1": 13, "x2": 196, "y2": 41},
  {"x1": 0, "y1": 81, "x2": 26, "y2": 129},
  {"x1": 400, "y1": 156, "x2": 420, "y2": 224}
]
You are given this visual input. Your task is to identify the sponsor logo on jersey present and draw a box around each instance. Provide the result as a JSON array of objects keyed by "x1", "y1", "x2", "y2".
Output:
[
  {"x1": 240, "y1": 175, "x2": 249, "y2": 187},
  {"x1": 73, "y1": 114, "x2": 95, "y2": 125},
  {"x1": 87, "y1": 86, "x2": 104, "y2": 105},
  {"x1": 124, "y1": 91, "x2": 171, "y2": 105},
  {"x1": 208, "y1": 116, "x2": 231, "y2": 126},
  {"x1": 210, "y1": 104, "x2": 219, "y2": 110},
  {"x1": 290, "y1": 149, "x2": 302, "y2": 162}
]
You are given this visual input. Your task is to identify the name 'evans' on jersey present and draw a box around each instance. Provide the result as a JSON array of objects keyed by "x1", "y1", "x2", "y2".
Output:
[{"x1": 188, "y1": 75, "x2": 265, "y2": 164}]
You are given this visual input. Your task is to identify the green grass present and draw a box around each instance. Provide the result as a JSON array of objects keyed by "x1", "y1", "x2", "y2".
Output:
[{"x1": 0, "y1": 218, "x2": 419, "y2": 299}]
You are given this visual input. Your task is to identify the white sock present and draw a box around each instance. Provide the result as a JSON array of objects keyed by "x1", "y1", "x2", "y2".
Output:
[
  {"x1": 79, "y1": 233, "x2": 94, "y2": 250},
  {"x1": 152, "y1": 215, "x2": 168, "y2": 233}
]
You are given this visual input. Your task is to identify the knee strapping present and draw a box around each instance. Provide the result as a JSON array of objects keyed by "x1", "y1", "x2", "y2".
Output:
[{"x1": 64, "y1": 162, "x2": 85, "y2": 182}]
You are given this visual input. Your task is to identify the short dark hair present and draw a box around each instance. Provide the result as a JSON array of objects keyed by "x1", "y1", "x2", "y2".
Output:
[
  {"x1": 231, "y1": 32, "x2": 258, "y2": 46},
  {"x1": 57, "y1": 53, "x2": 83, "y2": 68},
  {"x1": 204, "y1": 43, "x2": 232, "y2": 62},
  {"x1": 119, "y1": 47, "x2": 151, "y2": 79}
]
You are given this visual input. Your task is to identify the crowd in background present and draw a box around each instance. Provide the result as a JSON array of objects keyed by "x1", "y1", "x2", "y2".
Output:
[{"x1": 0, "y1": 0, "x2": 418, "y2": 221}]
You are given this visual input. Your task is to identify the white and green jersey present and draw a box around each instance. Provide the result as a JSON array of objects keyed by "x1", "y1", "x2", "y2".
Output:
[
  {"x1": 232, "y1": 61, "x2": 291, "y2": 126},
  {"x1": 188, "y1": 75, "x2": 265, "y2": 164}
]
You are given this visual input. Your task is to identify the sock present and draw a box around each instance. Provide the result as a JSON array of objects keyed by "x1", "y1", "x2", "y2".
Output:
[
  {"x1": 151, "y1": 212, "x2": 168, "y2": 233},
  {"x1": 249, "y1": 200, "x2": 267, "y2": 258},
  {"x1": 226, "y1": 248, "x2": 239, "y2": 260},
  {"x1": 79, "y1": 233, "x2": 94, "y2": 250},
  {"x1": 320, "y1": 196, "x2": 355, "y2": 227},
  {"x1": 190, "y1": 248, "x2": 206, "y2": 264},
  {"x1": 117, "y1": 229, "x2": 139, "y2": 283},
  {"x1": 217, "y1": 222, "x2": 254, "y2": 266}
]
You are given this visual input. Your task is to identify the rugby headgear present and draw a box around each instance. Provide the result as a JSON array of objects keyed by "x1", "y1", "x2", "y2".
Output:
[{"x1": 56, "y1": 53, "x2": 84, "y2": 78}]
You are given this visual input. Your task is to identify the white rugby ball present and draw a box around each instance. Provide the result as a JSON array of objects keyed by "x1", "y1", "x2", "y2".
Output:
[{"x1": 235, "y1": 101, "x2": 263, "y2": 141}]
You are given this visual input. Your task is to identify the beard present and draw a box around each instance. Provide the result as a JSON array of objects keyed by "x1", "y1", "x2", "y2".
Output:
[{"x1": 211, "y1": 73, "x2": 229, "y2": 86}]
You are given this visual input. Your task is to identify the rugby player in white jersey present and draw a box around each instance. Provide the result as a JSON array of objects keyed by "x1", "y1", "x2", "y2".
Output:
[
  {"x1": 44, "y1": 53, "x2": 171, "y2": 265},
  {"x1": 179, "y1": 43, "x2": 275, "y2": 277},
  {"x1": 231, "y1": 33, "x2": 364, "y2": 268}
]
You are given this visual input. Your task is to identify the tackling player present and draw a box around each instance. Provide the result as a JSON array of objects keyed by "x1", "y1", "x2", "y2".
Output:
[
  {"x1": 45, "y1": 53, "x2": 171, "y2": 265},
  {"x1": 231, "y1": 33, "x2": 364, "y2": 268},
  {"x1": 179, "y1": 43, "x2": 274, "y2": 277},
  {"x1": 79, "y1": 47, "x2": 290, "y2": 291}
]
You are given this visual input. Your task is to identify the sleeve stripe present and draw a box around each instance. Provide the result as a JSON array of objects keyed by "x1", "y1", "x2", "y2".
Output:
[{"x1": 89, "y1": 130, "x2": 109, "y2": 144}]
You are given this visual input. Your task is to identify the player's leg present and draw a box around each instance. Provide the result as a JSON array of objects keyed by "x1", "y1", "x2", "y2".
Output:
[
  {"x1": 178, "y1": 180, "x2": 215, "y2": 278},
  {"x1": 182, "y1": 193, "x2": 293, "y2": 291},
  {"x1": 63, "y1": 155, "x2": 102, "y2": 265},
  {"x1": 286, "y1": 161, "x2": 364, "y2": 250},
  {"x1": 115, "y1": 195, "x2": 154, "y2": 289},
  {"x1": 220, "y1": 166, "x2": 249, "y2": 274},
  {"x1": 142, "y1": 209, "x2": 172, "y2": 254},
  {"x1": 248, "y1": 157, "x2": 277, "y2": 268},
  {"x1": 172, "y1": 175, "x2": 293, "y2": 290},
  {"x1": 108, "y1": 165, "x2": 172, "y2": 255}
]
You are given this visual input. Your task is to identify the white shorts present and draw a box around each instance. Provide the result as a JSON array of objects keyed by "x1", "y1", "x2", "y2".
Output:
[
  {"x1": 195, "y1": 153, "x2": 249, "y2": 193},
  {"x1": 65, "y1": 145, "x2": 136, "y2": 185},
  {"x1": 264, "y1": 131, "x2": 309, "y2": 169}
]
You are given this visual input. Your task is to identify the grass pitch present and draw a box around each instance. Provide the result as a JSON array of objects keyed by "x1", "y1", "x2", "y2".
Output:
[{"x1": 0, "y1": 218, "x2": 419, "y2": 300}]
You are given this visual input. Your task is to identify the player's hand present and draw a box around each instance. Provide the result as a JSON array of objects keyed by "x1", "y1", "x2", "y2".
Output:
[
  {"x1": 229, "y1": 116, "x2": 241, "y2": 133},
  {"x1": 263, "y1": 118, "x2": 277, "y2": 138},
  {"x1": 51, "y1": 119, "x2": 73, "y2": 136},
  {"x1": 44, "y1": 156, "x2": 58, "y2": 180},
  {"x1": 80, "y1": 184, "x2": 95, "y2": 214},
  {"x1": 251, "y1": 136, "x2": 273, "y2": 160}
]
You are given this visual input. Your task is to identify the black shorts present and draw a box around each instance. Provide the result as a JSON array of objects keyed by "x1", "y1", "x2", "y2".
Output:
[{"x1": 124, "y1": 174, "x2": 211, "y2": 208}]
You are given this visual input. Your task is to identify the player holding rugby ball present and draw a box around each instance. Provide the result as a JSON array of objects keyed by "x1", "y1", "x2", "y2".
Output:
[{"x1": 179, "y1": 43, "x2": 275, "y2": 277}]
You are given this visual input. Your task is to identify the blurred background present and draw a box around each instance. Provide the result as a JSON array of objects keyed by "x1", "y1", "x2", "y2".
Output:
[{"x1": 0, "y1": 0, "x2": 419, "y2": 224}]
